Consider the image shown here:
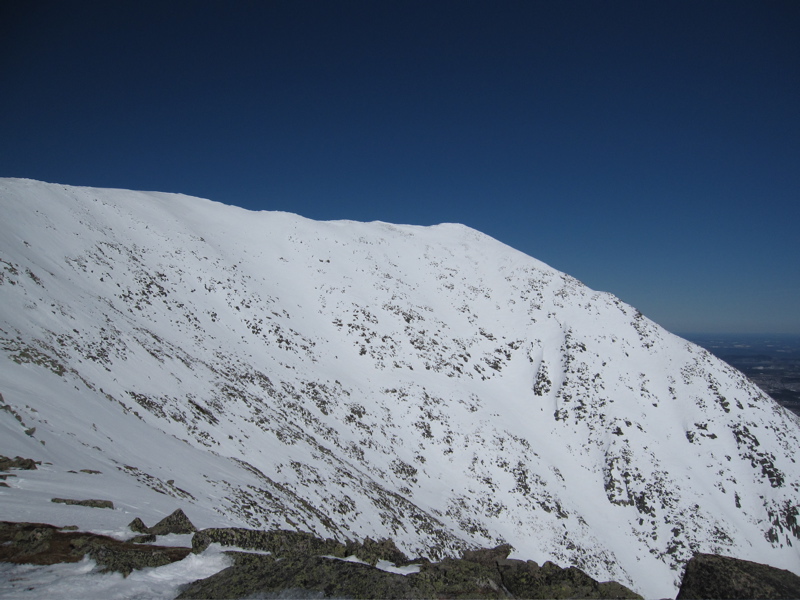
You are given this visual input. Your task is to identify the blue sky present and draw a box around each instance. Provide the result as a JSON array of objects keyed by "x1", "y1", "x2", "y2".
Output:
[{"x1": 2, "y1": 0, "x2": 798, "y2": 334}]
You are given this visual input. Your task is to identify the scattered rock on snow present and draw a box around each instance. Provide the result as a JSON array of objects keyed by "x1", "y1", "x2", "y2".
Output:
[
  {"x1": 50, "y1": 497, "x2": 114, "y2": 509},
  {"x1": 0, "y1": 455, "x2": 38, "y2": 471}
]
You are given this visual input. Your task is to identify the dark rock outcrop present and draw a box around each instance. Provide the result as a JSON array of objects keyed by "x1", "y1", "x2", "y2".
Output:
[
  {"x1": 148, "y1": 508, "x2": 197, "y2": 535},
  {"x1": 177, "y1": 552, "x2": 424, "y2": 600},
  {"x1": 345, "y1": 536, "x2": 413, "y2": 566},
  {"x1": 191, "y1": 527, "x2": 347, "y2": 557},
  {"x1": 677, "y1": 553, "x2": 800, "y2": 599},
  {"x1": 0, "y1": 520, "x2": 190, "y2": 575},
  {"x1": 125, "y1": 508, "x2": 196, "y2": 542},
  {"x1": 51, "y1": 497, "x2": 114, "y2": 509},
  {"x1": 0, "y1": 455, "x2": 38, "y2": 471},
  {"x1": 0, "y1": 519, "x2": 641, "y2": 597},
  {"x1": 495, "y1": 558, "x2": 640, "y2": 599},
  {"x1": 128, "y1": 517, "x2": 150, "y2": 534},
  {"x1": 461, "y1": 543, "x2": 514, "y2": 565},
  {"x1": 181, "y1": 528, "x2": 641, "y2": 599},
  {"x1": 86, "y1": 539, "x2": 189, "y2": 576}
]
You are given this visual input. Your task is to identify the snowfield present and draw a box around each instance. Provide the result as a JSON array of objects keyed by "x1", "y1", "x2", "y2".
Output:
[{"x1": 1, "y1": 178, "x2": 799, "y2": 598}]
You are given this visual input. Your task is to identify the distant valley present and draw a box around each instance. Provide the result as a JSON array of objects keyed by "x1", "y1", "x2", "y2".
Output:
[{"x1": 686, "y1": 335, "x2": 800, "y2": 416}]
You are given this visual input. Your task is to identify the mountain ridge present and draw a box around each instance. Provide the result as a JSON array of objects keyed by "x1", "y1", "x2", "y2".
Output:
[{"x1": 1, "y1": 178, "x2": 799, "y2": 597}]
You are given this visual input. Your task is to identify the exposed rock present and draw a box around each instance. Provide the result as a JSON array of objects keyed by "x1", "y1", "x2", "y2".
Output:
[
  {"x1": 129, "y1": 533, "x2": 157, "y2": 544},
  {"x1": 345, "y1": 536, "x2": 412, "y2": 566},
  {"x1": 0, "y1": 520, "x2": 190, "y2": 575},
  {"x1": 413, "y1": 556, "x2": 511, "y2": 598},
  {"x1": 0, "y1": 519, "x2": 640, "y2": 597},
  {"x1": 0, "y1": 522, "x2": 57, "y2": 561},
  {"x1": 182, "y1": 527, "x2": 640, "y2": 599},
  {"x1": 677, "y1": 553, "x2": 800, "y2": 599},
  {"x1": 495, "y1": 558, "x2": 641, "y2": 599},
  {"x1": 461, "y1": 543, "x2": 513, "y2": 565},
  {"x1": 177, "y1": 552, "x2": 423, "y2": 599},
  {"x1": 178, "y1": 549, "x2": 643, "y2": 599},
  {"x1": 51, "y1": 497, "x2": 114, "y2": 509},
  {"x1": 148, "y1": 508, "x2": 197, "y2": 535},
  {"x1": 86, "y1": 539, "x2": 189, "y2": 576},
  {"x1": 0, "y1": 455, "x2": 38, "y2": 471},
  {"x1": 128, "y1": 517, "x2": 150, "y2": 534},
  {"x1": 191, "y1": 527, "x2": 346, "y2": 557}
]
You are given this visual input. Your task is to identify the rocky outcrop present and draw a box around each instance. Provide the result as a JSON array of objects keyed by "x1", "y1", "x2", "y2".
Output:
[
  {"x1": 128, "y1": 517, "x2": 150, "y2": 533},
  {"x1": 51, "y1": 497, "x2": 114, "y2": 509},
  {"x1": 191, "y1": 527, "x2": 348, "y2": 557},
  {"x1": 494, "y1": 558, "x2": 641, "y2": 599},
  {"x1": 676, "y1": 553, "x2": 800, "y2": 599},
  {"x1": 178, "y1": 552, "x2": 643, "y2": 599},
  {"x1": 180, "y1": 530, "x2": 641, "y2": 599},
  {"x1": 148, "y1": 508, "x2": 197, "y2": 535},
  {"x1": 0, "y1": 520, "x2": 190, "y2": 576},
  {"x1": 125, "y1": 509, "x2": 197, "y2": 543},
  {"x1": 27, "y1": 518, "x2": 800, "y2": 599},
  {"x1": 0, "y1": 455, "x2": 38, "y2": 471},
  {"x1": 177, "y1": 552, "x2": 422, "y2": 600}
]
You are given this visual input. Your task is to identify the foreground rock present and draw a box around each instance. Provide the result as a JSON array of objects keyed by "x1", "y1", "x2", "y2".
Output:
[
  {"x1": 129, "y1": 508, "x2": 197, "y2": 537},
  {"x1": 677, "y1": 553, "x2": 800, "y2": 599},
  {"x1": 0, "y1": 520, "x2": 190, "y2": 576},
  {"x1": 179, "y1": 529, "x2": 641, "y2": 599},
  {"x1": 191, "y1": 527, "x2": 410, "y2": 565}
]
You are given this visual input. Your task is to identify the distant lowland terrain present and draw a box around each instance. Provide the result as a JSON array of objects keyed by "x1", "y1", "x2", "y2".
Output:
[{"x1": 684, "y1": 335, "x2": 800, "y2": 417}]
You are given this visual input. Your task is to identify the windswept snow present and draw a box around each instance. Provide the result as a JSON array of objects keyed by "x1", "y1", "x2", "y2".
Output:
[{"x1": 0, "y1": 551, "x2": 231, "y2": 600}]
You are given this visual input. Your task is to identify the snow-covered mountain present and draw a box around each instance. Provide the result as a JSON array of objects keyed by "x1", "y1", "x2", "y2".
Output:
[{"x1": 1, "y1": 178, "x2": 798, "y2": 598}]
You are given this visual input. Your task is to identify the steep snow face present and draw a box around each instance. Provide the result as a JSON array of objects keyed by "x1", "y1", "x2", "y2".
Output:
[{"x1": 1, "y1": 178, "x2": 799, "y2": 597}]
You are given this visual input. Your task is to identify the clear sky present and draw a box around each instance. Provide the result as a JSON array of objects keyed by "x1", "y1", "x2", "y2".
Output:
[{"x1": 2, "y1": 0, "x2": 798, "y2": 334}]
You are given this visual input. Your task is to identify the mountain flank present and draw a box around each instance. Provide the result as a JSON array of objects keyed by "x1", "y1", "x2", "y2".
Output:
[{"x1": 1, "y1": 178, "x2": 799, "y2": 597}]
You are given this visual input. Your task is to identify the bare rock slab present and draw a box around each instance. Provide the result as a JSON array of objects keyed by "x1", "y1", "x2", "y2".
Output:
[{"x1": 677, "y1": 553, "x2": 800, "y2": 600}]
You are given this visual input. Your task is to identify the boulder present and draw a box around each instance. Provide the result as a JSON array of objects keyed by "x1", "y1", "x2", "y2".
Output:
[
  {"x1": 0, "y1": 455, "x2": 38, "y2": 471},
  {"x1": 495, "y1": 558, "x2": 641, "y2": 599},
  {"x1": 0, "y1": 520, "x2": 190, "y2": 575},
  {"x1": 87, "y1": 540, "x2": 189, "y2": 576},
  {"x1": 148, "y1": 508, "x2": 197, "y2": 535},
  {"x1": 128, "y1": 517, "x2": 150, "y2": 534},
  {"x1": 51, "y1": 498, "x2": 114, "y2": 509},
  {"x1": 677, "y1": 553, "x2": 800, "y2": 599}
]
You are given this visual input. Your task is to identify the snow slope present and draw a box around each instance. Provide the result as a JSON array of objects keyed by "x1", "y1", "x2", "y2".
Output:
[{"x1": 1, "y1": 178, "x2": 799, "y2": 598}]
